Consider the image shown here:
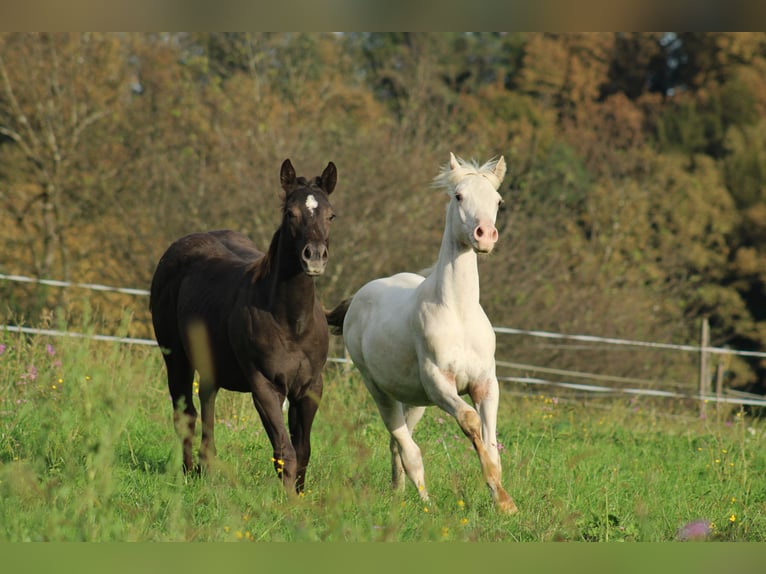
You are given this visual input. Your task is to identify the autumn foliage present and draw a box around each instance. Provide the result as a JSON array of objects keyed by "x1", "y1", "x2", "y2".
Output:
[{"x1": 3, "y1": 32, "x2": 766, "y2": 393}]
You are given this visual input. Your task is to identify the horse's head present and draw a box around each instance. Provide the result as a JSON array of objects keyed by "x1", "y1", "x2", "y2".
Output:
[
  {"x1": 436, "y1": 152, "x2": 506, "y2": 254},
  {"x1": 279, "y1": 158, "x2": 337, "y2": 276}
]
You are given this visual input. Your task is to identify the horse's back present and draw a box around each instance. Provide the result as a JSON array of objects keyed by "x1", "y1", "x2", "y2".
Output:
[{"x1": 150, "y1": 230, "x2": 262, "y2": 345}]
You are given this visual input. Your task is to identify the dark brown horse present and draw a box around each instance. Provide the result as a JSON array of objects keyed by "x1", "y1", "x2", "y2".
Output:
[{"x1": 150, "y1": 158, "x2": 337, "y2": 494}]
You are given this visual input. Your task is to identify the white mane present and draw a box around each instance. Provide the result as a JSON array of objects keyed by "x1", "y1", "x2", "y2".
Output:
[{"x1": 431, "y1": 154, "x2": 505, "y2": 192}]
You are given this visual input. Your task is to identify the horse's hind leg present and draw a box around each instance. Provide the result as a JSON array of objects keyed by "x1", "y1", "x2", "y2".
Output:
[
  {"x1": 390, "y1": 405, "x2": 426, "y2": 491},
  {"x1": 164, "y1": 350, "x2": 197, "y2": 473},
  {"x1": 198, "y1": 381, "x2": 219, "y2": 472},
  {"x1": 371, "y1": 395, "x2": 429, "y2": 501}
]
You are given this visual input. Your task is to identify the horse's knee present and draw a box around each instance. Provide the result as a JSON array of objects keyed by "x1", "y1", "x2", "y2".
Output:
[{"x1": 456, "y1": 409, "x2": 482, "y2": 440}]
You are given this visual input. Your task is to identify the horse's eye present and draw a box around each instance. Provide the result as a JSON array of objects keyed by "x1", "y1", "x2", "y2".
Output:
[
  {"x1": 329, "y1": 213, "x2": 337, "y2": 222},
  {"x1": 455, "y1": 193, "x2": 462, "y2": 202},
  {"x1": 498, "y1": 198, "x2": 505, "y2": 209}
]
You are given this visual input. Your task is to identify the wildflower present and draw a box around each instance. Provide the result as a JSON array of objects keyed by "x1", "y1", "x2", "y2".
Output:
[
  {"x1": 457, "y1": 499, "x2": 465, "y2": 508},
  {"x1": 0, "y1": 344, "x2": 6, "y2": 355},
  {"x1": 223, "y1": 526, "x2": 230, "y2": 533},
  {"x1": 676, "y1": 519, "x2": 711, "y2": 541},
  {"x1": 729, "y1": 514, "x2": 737, "y2": 523},
  {"x1": 423, "y1": 506, "x2": 429, "y2": 513},
  {"x1": 460, "y1": 518, "x2": 468, "y2": 525},
  {"x1": 235, "y1": 530, "x2": 243, "y2": 540},
  {"x1": 46, "y1": 344, "x2": 55, "y2": 356}
]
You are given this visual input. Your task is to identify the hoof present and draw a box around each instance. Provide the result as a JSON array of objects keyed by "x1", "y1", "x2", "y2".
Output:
[{"x1": 498, "y1": 497, "x2": 518, "y2": 514}]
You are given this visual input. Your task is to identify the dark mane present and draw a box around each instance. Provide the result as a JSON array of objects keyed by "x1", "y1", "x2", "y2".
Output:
[{"x1": 249, "y1": 227, "x2": 281, "y2": 283}]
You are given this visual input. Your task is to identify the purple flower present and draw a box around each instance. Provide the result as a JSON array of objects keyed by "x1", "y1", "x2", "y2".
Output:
[
  {"x1": 676, "y1": 519, "x2": 711, "y2": 541},
  {"x1": 46, "y1": 344, "x2": 56, "y2": 356},
  {"x1": 26, "y1": 365, "x2": 38, "y2": 381},
  {"x1": 0, "y1": 344, "x2": 6, "y2": 355}
]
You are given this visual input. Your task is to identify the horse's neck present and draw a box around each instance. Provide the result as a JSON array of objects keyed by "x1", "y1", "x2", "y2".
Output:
[
  {"x1": 258, "y1": 229, "x2": 316, "y2": 328},
  {"x1": 430, "y1": 221, "x2": 481, "y2": 311}
]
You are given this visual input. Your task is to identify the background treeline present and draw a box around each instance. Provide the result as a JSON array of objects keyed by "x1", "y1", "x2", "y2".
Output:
[{"x1": 2, "y1": 32, "x2": 766, "y2": 394}]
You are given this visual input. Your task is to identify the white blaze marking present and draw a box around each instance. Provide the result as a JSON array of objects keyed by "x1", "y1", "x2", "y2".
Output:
[{"x1": 306, "y1": 194, "x2": 318, "y2": 216}]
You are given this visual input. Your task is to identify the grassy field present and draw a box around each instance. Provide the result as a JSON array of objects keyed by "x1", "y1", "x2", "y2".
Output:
[{"x1": 1, "y1": 324, "x2": 765, "y2": 542}]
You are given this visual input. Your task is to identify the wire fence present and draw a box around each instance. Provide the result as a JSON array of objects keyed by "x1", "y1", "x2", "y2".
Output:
[{"x1": 3, "y1": 272, "x2": 766, "y2": 407}]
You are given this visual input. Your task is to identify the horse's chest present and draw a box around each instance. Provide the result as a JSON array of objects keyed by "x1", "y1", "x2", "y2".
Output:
[
  {"x1": 230, "y1": 311, "x2": 326, "y2": 388},
  {"x1": 255, "y1": 335, "x2": 321, "y2": 382},
  {"x1": 422, "y1": 313, "x2": 495, "y2": 387}
]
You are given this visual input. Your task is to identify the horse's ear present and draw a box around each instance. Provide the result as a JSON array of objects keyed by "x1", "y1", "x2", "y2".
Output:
[
  {"x1": 449, "y1": 152, "x2": 460, "y2": 171},
  {"x1": 320, "y1": 161, "x2": 337, "y2": 195},
  {"x1": 493, "y1": 156, "x2": 507, "y2": 186},
  {"x1": 280, "y1": 159, "x2": 296, "y2": 192}
]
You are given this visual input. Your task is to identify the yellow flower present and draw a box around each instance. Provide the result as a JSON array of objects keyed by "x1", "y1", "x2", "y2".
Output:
[
  {"x1": 729, "y1": 514, "x2": 737, "y2": 523},
  {"x1": 423, "y1": 506, "x2": 429, "y2": 513},
  {"x1": 223, "y1": 526, "x2": 230, "y2": 533},
  {"x1": 460, "y1": 518, "x2": 468, "y2": 525},
  {"x1": 457, "y1": 499, "x2": 465, "y2": 508},
  {"x1": 236, "y1": 530, "x2": 243, "y2": 539}
]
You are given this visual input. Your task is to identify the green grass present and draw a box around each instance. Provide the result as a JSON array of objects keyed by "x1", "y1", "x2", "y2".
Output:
[{"x1": 1, "y1": 327, "x2": 764, "y2": 541}]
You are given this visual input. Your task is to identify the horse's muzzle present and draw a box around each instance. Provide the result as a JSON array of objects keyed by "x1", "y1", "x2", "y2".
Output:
[
  {"x1": 473, "y1": 222, "x2": 498, "y2": 254},
  {"x1": 302, "y1": 243, "x2": 329, "y2": 275}
]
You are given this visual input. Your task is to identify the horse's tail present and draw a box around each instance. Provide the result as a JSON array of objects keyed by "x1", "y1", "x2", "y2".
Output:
[{"x1": 325, "y1": 298, "x2": 351, "y2": 336}]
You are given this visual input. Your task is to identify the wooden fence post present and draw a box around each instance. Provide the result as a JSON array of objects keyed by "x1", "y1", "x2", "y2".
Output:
[{"x1": 699, "y1": 317, "x2": 710, "y2": 418}]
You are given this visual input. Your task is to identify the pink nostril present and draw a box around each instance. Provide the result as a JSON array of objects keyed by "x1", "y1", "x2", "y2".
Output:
[{"x1": 474, "y1": 225, "x2": 498, "y2": 243}]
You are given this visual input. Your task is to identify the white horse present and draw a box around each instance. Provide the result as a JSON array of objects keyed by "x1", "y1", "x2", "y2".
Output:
[{"x1": 326, "y1": 152, "x2": 517, "y2": 514}]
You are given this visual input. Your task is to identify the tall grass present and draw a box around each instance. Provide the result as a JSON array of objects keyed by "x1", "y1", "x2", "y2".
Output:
[{"x1": 1, "y1": 325, "x2": 764, "y2": 541}]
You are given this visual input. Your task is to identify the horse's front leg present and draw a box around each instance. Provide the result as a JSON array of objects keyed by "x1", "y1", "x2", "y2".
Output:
[
  {"x1": 470, "y1": 377, "x2": 517, "y2": 513},
  {"x1": 249, "y1": 372, "x2": 298, "y2": 493},
  {"x1": 288, "y1": 376, "x2": 323, "y2": 493},
  {"x1": 422, "y1": 361, "x2": 517, "y2": 514}
]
